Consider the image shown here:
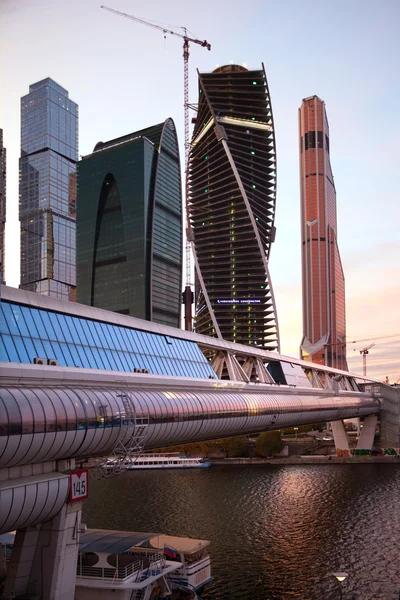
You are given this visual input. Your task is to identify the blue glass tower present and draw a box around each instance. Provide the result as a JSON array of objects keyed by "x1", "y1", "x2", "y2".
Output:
[{"x1": 19, "y1": 78, "x2": 78, "y2": 301}]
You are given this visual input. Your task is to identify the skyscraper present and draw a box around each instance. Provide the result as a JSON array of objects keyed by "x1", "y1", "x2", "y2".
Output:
[
  {"x1": 0, "y1": 130, "x2": 6, "y2": 284},
  {"x1": 188, "y1": 64, "x2": 279, "y2": 350},
  {"x1": 19, "y1": 78, "x2": 78, "y2": 301},
  {"x1": 299, "y1": 95, "x2": 347, "y2": 370},
  {"x1": 76, "y1": 118, "x2": 182, "y2": 328}
]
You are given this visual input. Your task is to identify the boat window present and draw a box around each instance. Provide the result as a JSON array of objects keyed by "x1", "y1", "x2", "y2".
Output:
[
  {"x1": 81, "y1": 552, "x2": 99, "y2": 567},
  {"x1": 107, "y1": 554, "x2": 137, "y2": 568}
]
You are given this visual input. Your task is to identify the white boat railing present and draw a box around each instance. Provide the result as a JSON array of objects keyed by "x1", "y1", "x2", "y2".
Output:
[
  {"x1": 76, "y1": 552, "x2": 166, "y2": 583},
  {"x1": 76, "y1": 559, "x2": 141, "y2": 582}
]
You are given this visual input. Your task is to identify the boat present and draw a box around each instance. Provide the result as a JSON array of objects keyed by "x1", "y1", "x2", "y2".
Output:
[
  {"x1": 0, "y1": 528, "x2": 212, "y2": 600},
  {"x1": 151, "y1": 534, "x2": 212, "y2": 591},
  {"x1": 106, "y1": 453, "x2": 211, "y2": 470}
]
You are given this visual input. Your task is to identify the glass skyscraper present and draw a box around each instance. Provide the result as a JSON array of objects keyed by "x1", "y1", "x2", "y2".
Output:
[
  {"x1": 299, "y1": 95, "x2": 347, "y2": 370},
  {"x1": 76, "y1": 119, "x2": 182, "y2": 328},
  {"x1": 0, "y1": 130, "x2": 6, "y2": 284},
  {"x1": 19, "y1": 78, "x2": 78, "y2": 301},
  {"x1": 188, "y1": 64, "x2": 279, "y2": 351}
]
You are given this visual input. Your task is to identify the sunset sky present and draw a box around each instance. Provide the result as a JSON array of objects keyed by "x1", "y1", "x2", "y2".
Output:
[{"x1": 1, "y1": 0, "x2": 399, "y2": 382}]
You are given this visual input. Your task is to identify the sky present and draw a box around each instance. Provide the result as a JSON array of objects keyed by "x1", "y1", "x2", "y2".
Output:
[{"x1": 1, "y1": 0, "x2": 399, "y2": 383}]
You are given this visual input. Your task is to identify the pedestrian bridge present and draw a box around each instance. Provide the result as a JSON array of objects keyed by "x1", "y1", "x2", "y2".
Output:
[{"x1": 0, "y1": 286, "x2": 397, "y2": 599}]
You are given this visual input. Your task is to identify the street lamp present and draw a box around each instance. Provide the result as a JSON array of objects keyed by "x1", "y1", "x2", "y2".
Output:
[
  {"x1": 294, "y1": 427, "x2": 299, "y2": 440},
  {"x1": 332, "y1": 572, "x2": 348, "y2": 599}
]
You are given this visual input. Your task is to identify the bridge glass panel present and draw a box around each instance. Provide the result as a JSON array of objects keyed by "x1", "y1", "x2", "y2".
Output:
[{"x1": 0, "y1": 300, "x2": 216, "y2": 379}]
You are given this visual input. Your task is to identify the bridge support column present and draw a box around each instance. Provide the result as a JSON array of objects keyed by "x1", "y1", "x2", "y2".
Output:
[
  {"x1": 357, "y1": 415, "x2": 378, "y2": 450},
  {"x1": 4, "y1": 500, "x2": 82, "y2": 600},
  {"x1": 331, "y1": 420, "x2": 350, "y2": 452}
]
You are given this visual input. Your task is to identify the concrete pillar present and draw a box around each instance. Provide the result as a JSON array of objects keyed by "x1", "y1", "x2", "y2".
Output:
[
  {"x1": 357, "y1": 415, "x2": 378, "y2": 450},
  {"x1": 331, "y1": 420, "x2": 350, "y2": 451},
  {"x1": 2, "y1": 526, "x2": 40, "y2": 598},
  {"x1": 4, "y1": 500, "x2": 82, "y2": 600}
]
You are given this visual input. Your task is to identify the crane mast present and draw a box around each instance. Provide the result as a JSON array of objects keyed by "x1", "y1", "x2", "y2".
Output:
[
  {"x1": 101, "y1": 6, "x2": 211, "y2": 331},
  {"x1": 359, "y1": 343, "x2": 375, "y2": 377}
]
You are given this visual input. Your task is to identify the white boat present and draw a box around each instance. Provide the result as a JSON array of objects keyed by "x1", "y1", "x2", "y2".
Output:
[
  {"x1": 0, "y1": 528, "x2": 212, "y2": 600},
  {"x1": 152, "y1": 534, "x2": 212, "y2": 591},
  {"x1": 106, "y1": 453, "x2": 211, "y2": 470}
]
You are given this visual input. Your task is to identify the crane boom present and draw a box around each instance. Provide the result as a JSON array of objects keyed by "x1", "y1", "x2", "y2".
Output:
[
  {"x1": 101, "y1": 6, "x2": 211, "y2": 49},
  {"x1": 101, "y1": 5, "x2": 211, "y2": 332}
]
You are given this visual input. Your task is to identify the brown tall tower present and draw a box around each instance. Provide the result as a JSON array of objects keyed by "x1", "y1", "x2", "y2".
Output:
[{"x1": 299, "y1": 96, "x2": 347, "y2": 370}]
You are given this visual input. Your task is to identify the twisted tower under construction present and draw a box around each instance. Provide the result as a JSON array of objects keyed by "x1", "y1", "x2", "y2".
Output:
[{"x1": 188, "y1": 64, "x2": 279, "y2": 351}]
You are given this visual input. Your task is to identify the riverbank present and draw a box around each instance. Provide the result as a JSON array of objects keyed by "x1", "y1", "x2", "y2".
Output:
[{"x1": 210, "y1": 455, "x2": 400, "y2": 465}]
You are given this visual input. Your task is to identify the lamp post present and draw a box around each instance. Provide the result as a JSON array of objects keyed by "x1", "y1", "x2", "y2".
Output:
[
  {"x1": 332, "y1": 572, "x2": 348, "y2": 600},
  {"x1": 294, "y1": 427, "x2": 299, "y2": 440}
]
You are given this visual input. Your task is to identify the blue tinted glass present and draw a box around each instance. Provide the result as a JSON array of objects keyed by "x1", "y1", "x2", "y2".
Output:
[
  {"x1": 12, "y1": 306, "x2": 30, "y2": 337},
  {"x1": 55, "y1": 314, "x2": 73, "y2": 342},
  {"x1": 131, "y1": 330, "x2": 143, "y2": 354},
  {"x1": 118, "y1": 328, "x2": 130, "y2": 351},
  {"x1": 67, "y1": 343, "x2": 81, "y2": 366},
  {"x1": 96, "y1": 323, "x2": 109, "y2": 349},
  {"x1": 116, "y1": 351, "x2": 128, "y2": 371},
  {"x1": 50, "y1": 342, "x2": 66, "y2": 365},
  {"x1": 72, "y1": 317, "x2": 86, "y2": 344},
  {"x1": 142, "y1": 332, "x2": 156, "y2": 356},
  {"x1": 110, "y1": 351, "x2": 123, "y2": 371},
  {"x1": 91, "y1": 347, "x2": 105, "y2": 369},
  {"x1": 80, "y1": 319, "x2": 96, "y2": 347},
  {"x1": 32, "y1": 338, "x2": 46, "y2": 358},
  {"x1": 0, "y1": 335, "x2": 9, "y2": 361},
  {"x1": 153, "y1": 356, "x2": 164, "y2": 373},
  {"x1": 1, "y1": 303, "x2": 19, "y2": 335},
  {"x1": 76, "y1": 346, "x2": 91, "y2": 368},
  {"x1": 21, "y1": 307, "x2": 40, "y2": 338},
  {"x1": 108, "y1": 325, "x2": 122, "y2": 351},
  {"x1": 0, "y1": 305, "x2": 9, "y2": 334},
  {"x1": 90, "y1": 322, "x2": 104, "y2": 348},
  {"x1": 42, "y1": 340, "x2": 56, "y2": 358},
  {"x1": 59, "y1": 343, "x2": 74, "y2": 366},
  {"x1": 39, "y1": 311, "x2": 58, "y2": 341},
  {"x1": 173, "y1": 357, "x2": 184, "y2": 377},
  {"x1": 33, "y1": 311, "x2": 48, "y2": 339},
  {"x1": 101, "y1": 324, "x2": 114, "y2": 349},
  {"x1": 49, "y1": 313, "x2": 64, "y2": 340},
  {"x1": 2, "y1": 334, "x2": 19, "y2": 362},
  {"x1": 22, "y1": 337, "x2": 37, "y2": 363},
  {"x1": 83, "y1": 345, "x2": 97, "y2": 368},
  {"x1": 98, "y1": 349, "x2": 111, "y2": 370},
  {"x1": 13, "y1": 338, "x2": 29, "y2": 363},
  {"x1": 123, "y1": 352, "x2": 134, "y2": 372},
  {"x1": 67, "y1": 318, "x2": 81, "y2": 344},
  {"x1": 126, "y1": 329, "x2": 137, "y2": 352},
  {"x1": 105, "y1": 349, "x2": 118, "y2": 369}
]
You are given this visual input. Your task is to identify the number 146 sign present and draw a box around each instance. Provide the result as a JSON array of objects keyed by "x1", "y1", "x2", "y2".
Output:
[{"x1": 69, "y1": 469, "x2": 89, "y2": 502}]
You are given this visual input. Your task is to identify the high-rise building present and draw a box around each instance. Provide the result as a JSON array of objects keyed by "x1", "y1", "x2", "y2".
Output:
[
  {"x1": 19, "y1": 78, "x2": 78, "y2": 301},
  {"x1": 0, "y1": 130, "x2": 6, "y2": 284},
  {"x1": 76, "y1": 118, "x2": 182, "y2": 328},
  {"x1": 299, "y1": 95, "x2": 347, "y2": 370},
  {"x1": 188, "y1": 64, "x2": 279, "y2": 350}
]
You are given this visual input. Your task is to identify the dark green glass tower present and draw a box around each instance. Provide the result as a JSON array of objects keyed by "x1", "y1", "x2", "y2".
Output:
[{"x1": 77, "y1": 118, "x2": 182, "y2": 327}]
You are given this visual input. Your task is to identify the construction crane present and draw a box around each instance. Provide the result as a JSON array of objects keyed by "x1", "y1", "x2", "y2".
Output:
[
  {"x1": 359, "y1": 343, "x2": 375, "y2": 377},
  {"x1": 101, "y1": 6, "x2": 211, "y2": 332}
]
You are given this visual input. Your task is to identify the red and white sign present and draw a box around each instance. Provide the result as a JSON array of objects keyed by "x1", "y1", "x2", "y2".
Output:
[{"x1": 69, "y1": 469, "x2": 89, "y2": 502}]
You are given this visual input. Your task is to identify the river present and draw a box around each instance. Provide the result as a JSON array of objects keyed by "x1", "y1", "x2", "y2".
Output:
[{"x1": 83, "y1": 464, "x2": 400, "y2": 599}]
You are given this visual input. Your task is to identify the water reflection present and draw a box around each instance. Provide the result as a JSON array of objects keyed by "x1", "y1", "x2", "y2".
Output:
[{"x1": 83, "y1": 464, "x2": 400, "y2": 599}]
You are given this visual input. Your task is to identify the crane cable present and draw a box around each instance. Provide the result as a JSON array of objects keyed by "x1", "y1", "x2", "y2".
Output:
[{"x1": 347, "y1": 333, "x2": 400, "y2": 344}]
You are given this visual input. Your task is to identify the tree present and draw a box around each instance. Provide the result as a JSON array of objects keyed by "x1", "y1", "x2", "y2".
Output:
[{"x1": 255, "y1": 431, "x2": 284, "y2": 457}]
